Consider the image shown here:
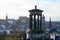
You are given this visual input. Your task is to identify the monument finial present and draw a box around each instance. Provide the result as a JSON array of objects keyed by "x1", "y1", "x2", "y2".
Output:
[{"x1": 35, "y1": 5, "x2": 37, "y2": 9}]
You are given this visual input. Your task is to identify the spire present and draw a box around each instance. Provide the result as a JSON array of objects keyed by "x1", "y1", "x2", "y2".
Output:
[
  {"x1": 6, "y1": 14, "x2": 8, "y2": 22},
  {"x1": 49, "y1": 18, "x2": 51, "y2": 21},
  {"x1": 35, "y1": 5, "x2": 37, "y2": 9},
  {"x1": 49, "y1": 18, "x2": 52, "y2": 29}
]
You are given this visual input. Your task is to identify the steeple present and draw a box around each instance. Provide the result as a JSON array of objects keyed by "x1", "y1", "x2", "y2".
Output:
[
  {"x1": 49, "y1": 18, "x2": 52, "y2": 29},
  {"x1": 6, "y1": 14, "x2": 8, "y2": 22}
]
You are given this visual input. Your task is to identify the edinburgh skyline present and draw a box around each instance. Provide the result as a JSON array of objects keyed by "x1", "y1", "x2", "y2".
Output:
[{"x1": 0, "y1": 0, "x2": 60, "y2": 21}]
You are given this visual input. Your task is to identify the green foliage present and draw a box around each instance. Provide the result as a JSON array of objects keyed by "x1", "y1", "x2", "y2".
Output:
[{"x1": 0, "y1": 37, "x2": 5, "y2": 40}]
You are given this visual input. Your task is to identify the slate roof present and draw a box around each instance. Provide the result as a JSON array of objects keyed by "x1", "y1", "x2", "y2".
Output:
[{"x1": 49, "y1": 29, "x2": 58, "y2": 33}]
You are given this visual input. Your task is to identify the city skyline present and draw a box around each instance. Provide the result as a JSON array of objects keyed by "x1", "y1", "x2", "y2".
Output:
[{"x1": 0, "y1": 0, "x2": 60, "y2": 21}]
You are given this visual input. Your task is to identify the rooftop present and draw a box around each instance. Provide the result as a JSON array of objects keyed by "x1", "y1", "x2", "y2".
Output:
[{"x1": 29, "y1": 5, "x2": 43, "y2": 12}]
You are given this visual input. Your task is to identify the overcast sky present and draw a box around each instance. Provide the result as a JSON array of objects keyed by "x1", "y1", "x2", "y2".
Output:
[{"x1": 0, "y1": 0, "x2": 60, "y2": 21}]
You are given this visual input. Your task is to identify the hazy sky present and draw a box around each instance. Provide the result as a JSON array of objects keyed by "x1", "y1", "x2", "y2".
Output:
[{"x1": 0, "y1": 0, "x2": 60, "y2": 21}]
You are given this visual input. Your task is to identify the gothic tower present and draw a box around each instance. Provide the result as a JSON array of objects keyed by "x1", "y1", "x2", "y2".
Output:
[{"x1": 49, "y1": 18, "x2": 52, "y2": 30}]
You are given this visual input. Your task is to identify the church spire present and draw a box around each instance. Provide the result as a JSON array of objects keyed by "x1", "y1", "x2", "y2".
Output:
[
  {"x1": 49, "y1": 18, "x2": 52, "y2": 29},
  {"x1": 6, "y1": 14, "x2": 8, "y2": 22}
]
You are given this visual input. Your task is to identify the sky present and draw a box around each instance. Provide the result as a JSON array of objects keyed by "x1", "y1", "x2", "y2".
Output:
[{"x1": 0, "y1": 0, "x2": 60, "y2": 21}]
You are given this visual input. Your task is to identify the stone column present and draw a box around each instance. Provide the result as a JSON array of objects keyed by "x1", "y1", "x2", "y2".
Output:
[
  {"x1": 29, "y1": 15, "x2": 32, "y2": 30},
  {"x1": 41, "y1": 16, "x2": 42, "y2": 29},
  {"x1": 37, "y1": 15, "x2": 39, "y2": 30},
  {"x1": 34, "y1": 15, "x2": 36, "y2": 30},
  {"x1": 40, "y1": 15, "x2": 42, "y2": 29}
]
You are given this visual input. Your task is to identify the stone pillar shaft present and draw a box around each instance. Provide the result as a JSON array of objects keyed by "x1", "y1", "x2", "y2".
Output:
[
  {"x1": 30, "y1": 15, "x2": 32, "y2": 29},
  {"x1": 38, "y1": 15, "x2": 39, "y2": 30},
  {"x1": 34, "y1": 15, "x2": 36, "y2": 30},
  {"x1": 40, "y1": 16, "x2": 42, "y2": 29}
]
